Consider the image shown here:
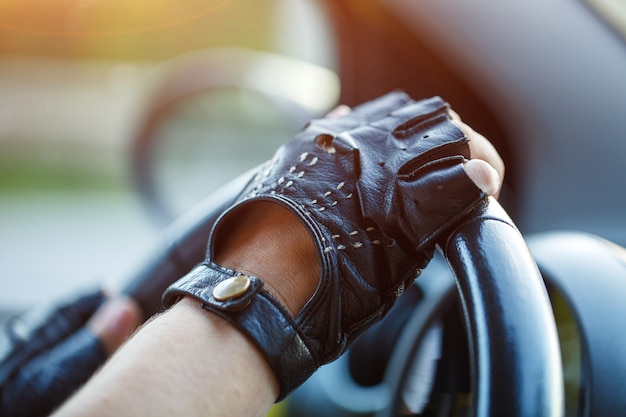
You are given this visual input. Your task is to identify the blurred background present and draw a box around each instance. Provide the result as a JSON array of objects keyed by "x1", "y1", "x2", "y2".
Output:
[
  {"x1": 0, "y1": 0, "x2": 339, "y2": 311},
  {"x1": 2, "y1": 0, "x2": 626, "y2": 319},
  {"x1": 2, "y1": 1, "x2": 626, "y2": 416}
]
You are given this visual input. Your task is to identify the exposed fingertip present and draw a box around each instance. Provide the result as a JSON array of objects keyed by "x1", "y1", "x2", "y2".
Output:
[
  {"x1": 448, "y1": 109, "x2": 462, "y2": 122},
  {"x1": 326, "y1": 104, "x2": 351, "y2": 118},
  {"x1": 452, "y1": 119, "x2": 506, "y2": 184},
  {"x1": 463, "y1": 159, "x2": 501, "y2": 197},
  {"x1": 88, "y1": 297, "x2": 142, "y2": 356}
]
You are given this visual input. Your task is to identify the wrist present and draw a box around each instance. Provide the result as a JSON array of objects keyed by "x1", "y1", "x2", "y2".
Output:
[{"x1": 162, "y1": 261, "x2": 319, "y2": 401}]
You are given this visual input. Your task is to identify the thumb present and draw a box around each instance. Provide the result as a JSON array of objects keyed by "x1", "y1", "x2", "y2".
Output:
[{"x1": 87, "y1": 296, "x2": 142, "y2": 356}]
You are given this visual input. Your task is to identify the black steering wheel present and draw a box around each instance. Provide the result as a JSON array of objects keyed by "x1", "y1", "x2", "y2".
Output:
[
  {"x1": 122, "y1": 167, "x2": 564, "y2": 417},
  {"x1": 379, "y1": 198, "x2": 563, "y2": 416},
  {"x1": 444, "y1": 199, "x2": 563, "y2": 416}
]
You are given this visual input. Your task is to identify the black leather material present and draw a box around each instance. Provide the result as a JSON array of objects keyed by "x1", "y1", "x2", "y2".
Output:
[
  {"x1": 0, "y1": 290, "x2": 107, "y2": 417},
  {"x1": 441, "y1": 199, "x2": 563, "y2": 417},
  {"x1": 163, "y1": 91, "x2": 486, "y2": 399},
  {"x1": 165, "y1": 263, "x2": 317, "y2": 392}
]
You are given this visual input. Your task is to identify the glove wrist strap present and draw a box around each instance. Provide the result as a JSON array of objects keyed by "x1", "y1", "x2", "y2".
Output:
[{"x1": 162, "y1": 262, "x2": 317, "y2": 401}]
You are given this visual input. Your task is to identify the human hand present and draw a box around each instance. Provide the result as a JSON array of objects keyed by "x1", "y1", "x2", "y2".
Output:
[
  {"x1": 163, "y1": 91, "x2": 504, "y2": 399},
  {"x1": 0, "y1": 290, "x2": 140, "y2": 417},
  {"x1": 326, "y1": 102, "x2": 504, "y2": 199}
]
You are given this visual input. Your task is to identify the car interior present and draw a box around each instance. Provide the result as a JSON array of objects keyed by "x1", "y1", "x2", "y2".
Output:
[{"x1": 1, "y1": 1, "x2": 625, "y2": 416}]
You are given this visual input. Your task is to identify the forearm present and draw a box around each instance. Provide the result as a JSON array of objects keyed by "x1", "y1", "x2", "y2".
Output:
[
  {"x1": 53, "y1": 202, "x2": 317, "y2": 417},
  {"x1": 53, "y1": 298, "x2": 278, "y2": 417}
]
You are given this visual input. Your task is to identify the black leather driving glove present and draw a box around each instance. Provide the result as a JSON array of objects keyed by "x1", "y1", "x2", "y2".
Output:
[{"x1": 163, "y1": 91, "x2": 485, "y2": 399}]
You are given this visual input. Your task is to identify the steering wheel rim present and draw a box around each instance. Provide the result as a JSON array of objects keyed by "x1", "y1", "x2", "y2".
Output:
[{"x1": 380, "y1": 198, "x2": 564, "y2": 417}]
